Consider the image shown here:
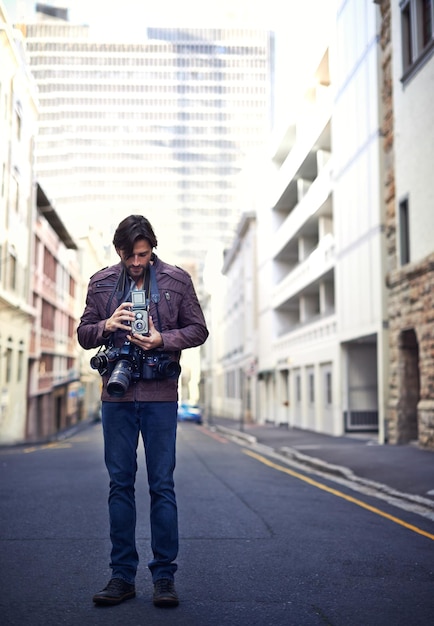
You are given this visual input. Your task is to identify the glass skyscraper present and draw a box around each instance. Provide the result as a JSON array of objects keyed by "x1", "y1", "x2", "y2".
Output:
[{"x1": 22, "y1": 16, "x2": 273, "y2": 273}]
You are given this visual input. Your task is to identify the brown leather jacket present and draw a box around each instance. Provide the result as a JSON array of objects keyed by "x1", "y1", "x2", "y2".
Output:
[{"x1": 77, "y1": 255, "x2": 208, "y2": 402}]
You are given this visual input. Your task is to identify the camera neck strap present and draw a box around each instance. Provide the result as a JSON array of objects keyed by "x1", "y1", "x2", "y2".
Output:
[
  {"x1": 149, "y1": 264, "x2": 163, "y2": 331},
  {"x1": 105, "y1": 266, "x2": 128, "y2": 320},
  {"x1": 149, "y1": 264, "x2": 160, "y2": 304}
]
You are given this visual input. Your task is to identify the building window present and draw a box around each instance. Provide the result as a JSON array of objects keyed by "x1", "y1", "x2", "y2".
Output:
[
  {"x1": 41, "y1": 299, "x2": 55, "y2": 332},
  {"x1": 309, "y1": 372, "x2": 315, "y2": 404},
  {"x1": 401, "y1": 0, "x2": 434, "y2": 80},
  {"x1": 17, "y1": 349, "x2": 24, "y2": 382},
  {"x1": 68, "y1": 316, "x2": 75, "y2": 339},
  {"x1": 325, "y1": 371, "x2": 332, "y2": 405},
  {"x1": 423, "y1": 0, "x2": 434, "y2": 43},
  {"x1": 69, "y1": 275, "x2": 76, "y2": 297},
  {"x1": 296, "y1": 374, "x2": 301, "y2": 403},
  {"x1": 399, "y1": 197, "x2": 410, "y2": 265},
  {"x1": 6, "y1": 347, "x2": 13, "y2": 383},
  {"x1": 43, "y1": 247, "x2": 56, "y2": 282},
  {"x1": 8, "y1": 252, "x2": 17, "y2": 291}
]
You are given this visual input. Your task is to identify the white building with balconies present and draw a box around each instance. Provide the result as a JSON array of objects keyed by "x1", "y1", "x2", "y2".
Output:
[
  {"x1": 256, "y1": 2, "x2": 387, "y2": 437},
  {"x1": 257, "y1": 45, "x2": 338, "y2": 434}
]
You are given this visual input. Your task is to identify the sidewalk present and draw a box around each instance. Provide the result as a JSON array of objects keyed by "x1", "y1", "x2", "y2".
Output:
[{"x1": 207, "y1": 416, "x2": 434, "y2": 511}]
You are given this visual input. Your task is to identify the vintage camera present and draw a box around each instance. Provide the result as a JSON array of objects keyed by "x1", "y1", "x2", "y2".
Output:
[
  {"x1": 130, "y1": 290, "x2": 149, "y2": 336},
  {"x1": 90, "y1": 342, "x2": 181, "y2": 397}
]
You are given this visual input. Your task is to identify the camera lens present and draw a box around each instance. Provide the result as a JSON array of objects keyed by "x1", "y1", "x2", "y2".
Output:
[{"x1": 107, "y1": 359, "x2": 132, "y2": 397}]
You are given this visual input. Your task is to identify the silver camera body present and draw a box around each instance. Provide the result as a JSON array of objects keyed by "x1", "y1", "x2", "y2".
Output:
[{"x1": 130, "y1": 290, "x2": 149, "y2": 335}]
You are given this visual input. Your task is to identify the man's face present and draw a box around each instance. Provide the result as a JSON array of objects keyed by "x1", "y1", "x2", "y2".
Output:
[{"x1": 117, "y1": 238, "x2": 153, "y2": 281}]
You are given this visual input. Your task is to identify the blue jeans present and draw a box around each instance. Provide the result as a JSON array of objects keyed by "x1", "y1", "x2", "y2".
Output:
[{"x1": 101, "y1": 401, "x2": 178, "y2": 584}]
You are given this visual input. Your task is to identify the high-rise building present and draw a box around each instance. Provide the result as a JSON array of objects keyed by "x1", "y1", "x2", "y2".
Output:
[{"x1": 19, "y1": 10, "x2": 273, "y2": 275}]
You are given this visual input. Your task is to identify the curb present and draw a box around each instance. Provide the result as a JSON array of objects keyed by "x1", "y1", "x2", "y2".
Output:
[
  {"x1": 213, "y1": 424, "x2": 257, "y2": 445},
  {"x1": 278, "y1": 445, "x2": 434, "y2": 513},
  {"x1": 0, "y1": 417, "x2": 97, "y2": 450},
  {"x1": 212, "y1": 425, "x2": 434, "y2": 515}
]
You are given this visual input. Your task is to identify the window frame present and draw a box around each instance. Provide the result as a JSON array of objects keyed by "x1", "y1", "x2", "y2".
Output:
[{"x1": 401, "y1": 0, "x2": 434, "y2": 83}]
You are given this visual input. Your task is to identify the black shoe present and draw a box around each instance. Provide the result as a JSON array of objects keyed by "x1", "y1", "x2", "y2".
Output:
[
  {"x1": 153, "y1": 578, "x2": 179, "y2": 608},
  {"x1": 93, "y1": 578, "x2": 136, "y2": 606}
]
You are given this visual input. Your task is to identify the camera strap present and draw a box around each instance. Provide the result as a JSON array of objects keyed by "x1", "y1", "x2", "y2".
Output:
[
  {"x1": 149, "y1": 264, "x2": 163, "y2": 332},
  {"x1": 105, "y1": 267, "x2": 129, "y2": 319},
  {"x1": 101, "y1": 267, "x2": 129, "y2": 346},
  {"x1": 149, "y1": 264, "x2": 160, "y2": 304}
]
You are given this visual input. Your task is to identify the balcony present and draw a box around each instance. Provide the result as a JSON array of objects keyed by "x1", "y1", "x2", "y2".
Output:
[
  {"x1": 272, "y1": 233, "x2": 335, "y2": 310},
  {"x1": 40, "y1": 332, "x2": 55, "y2": 351},
  {"x1": 274, "y1": 313, "x2": 338, "y2": 363},
  {"x1": 268, "y1": 92, "x2": 332, "y2": 211},
  {"x1": 53, "y1": 368, "x2": 80, "y2": 387},
  {"x1": 273, "y1": 160, "x2": 333, "y2": 258},
  {"x1": 34, "y1": 368, "x2": 79, "y2": 394}
]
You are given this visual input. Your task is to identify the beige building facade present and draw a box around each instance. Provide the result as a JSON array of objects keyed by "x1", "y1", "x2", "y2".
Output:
[
  {"x1": 0, "y1": 3, "x2": 38, "y2": 443},
  {"x1": 214, "y1": 213, "x2": 258, "y2": 423},
  {"x1": 26, "y1": 186, "x2": 81, "y2": 441},
  {"x1": 1, "y1": 1, "x2": 83, "y2": 444}
]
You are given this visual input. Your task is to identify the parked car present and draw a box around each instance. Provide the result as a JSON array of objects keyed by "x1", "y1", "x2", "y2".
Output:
[{"x1": 177, "y1": 402, "x2": 203, "y2": 424}]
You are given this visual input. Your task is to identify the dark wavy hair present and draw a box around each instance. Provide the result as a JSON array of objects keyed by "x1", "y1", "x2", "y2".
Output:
[{"x1": 112, "y1": 215, "x2": 158, "y2": 256}]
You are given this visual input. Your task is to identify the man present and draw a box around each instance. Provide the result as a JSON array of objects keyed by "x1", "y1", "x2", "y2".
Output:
[{"x1": 77, "y1": 215, "x2": 208, "y2": 608}]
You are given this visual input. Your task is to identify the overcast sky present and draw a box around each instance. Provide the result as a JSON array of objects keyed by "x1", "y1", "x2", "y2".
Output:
[
  {"x1": 70, "y1": 0, "x2": 308, "y2": 32},
  {"x1": 6, "y1": 0, "x2": 333, "y2": 64},
  {"x1": 69, "y1": 0, "x2": 334, "y2": 94}
]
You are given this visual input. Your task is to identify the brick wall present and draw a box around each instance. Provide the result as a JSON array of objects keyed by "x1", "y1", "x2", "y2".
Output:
[{"x1": 386, "y1": 256, "x2": 434, "y2": 446}]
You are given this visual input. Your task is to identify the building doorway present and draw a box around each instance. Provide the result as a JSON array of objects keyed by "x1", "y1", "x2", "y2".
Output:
[{"x1": 398, "y1": 328, "x2": 420, "y2": 442}]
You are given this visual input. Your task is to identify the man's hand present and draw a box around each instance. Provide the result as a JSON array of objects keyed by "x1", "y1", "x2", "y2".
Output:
[
  {"x1": 127, "y1": 315, "x2": 163, "y2": 351},
  {"x1": 103, "y1": 301, "x2": 134, "y2": 335}
]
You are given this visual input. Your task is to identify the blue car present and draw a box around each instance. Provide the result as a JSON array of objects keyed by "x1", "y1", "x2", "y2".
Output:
[{"x1": 177, "y1": 402, "x2": 203, "y2": 424}]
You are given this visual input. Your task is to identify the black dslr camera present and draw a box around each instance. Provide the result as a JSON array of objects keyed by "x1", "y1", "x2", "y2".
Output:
[
  {"x1": 90, "y1": 342, "x2": 181, "y2": 397},
  {"x1": 142, "y1": 353, "x2": 182, "y2": 381}
]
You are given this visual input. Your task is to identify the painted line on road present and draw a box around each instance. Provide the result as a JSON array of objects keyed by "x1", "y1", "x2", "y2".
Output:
[
  {"x1": 197, "y1": 426, "x2": 229, "y2": 444},
  {"x1": 243, "y1": 449, "x2": 434, "y2": 542},
  {"x1": 23, "y1": 442, "x2": 73, "y2": 453}
]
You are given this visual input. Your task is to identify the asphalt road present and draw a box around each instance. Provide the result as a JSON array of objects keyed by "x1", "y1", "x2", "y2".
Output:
[{"x1": 1, "y1": 422, "x2": 433, "y2": 625}]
